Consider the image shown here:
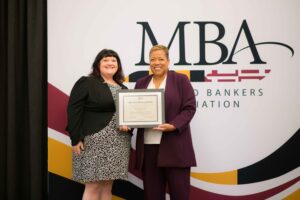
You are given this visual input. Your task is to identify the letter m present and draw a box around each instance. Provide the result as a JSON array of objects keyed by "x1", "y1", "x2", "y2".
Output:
[{"x1": 135, "y1": 22, "x2": 191, "y2": 65}]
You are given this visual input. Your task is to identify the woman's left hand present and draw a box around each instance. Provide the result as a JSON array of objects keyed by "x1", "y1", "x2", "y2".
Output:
[
  {"x1": 153, "y1": 123, "x2": 176, "y2": 132},
  {"x1": 119, "y1": 125, "x2": 131, "y2": 132}
]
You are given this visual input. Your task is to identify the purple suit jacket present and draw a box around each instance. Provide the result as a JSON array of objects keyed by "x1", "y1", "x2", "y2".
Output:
[{"x1": 134, "y1": 71, "x2": 197, "y2": 169}]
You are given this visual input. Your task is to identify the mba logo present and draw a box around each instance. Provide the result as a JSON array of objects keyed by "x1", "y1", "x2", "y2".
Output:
[
  {"x1": 128, "y1": 20, "x2": 294, "y2": 82},
  {"x1": 136, "y1": 20, "x2": 294, "y2": 66}
]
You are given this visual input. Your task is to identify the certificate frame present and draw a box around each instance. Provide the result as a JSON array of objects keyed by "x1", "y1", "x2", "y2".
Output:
[{"x1": 116, "y1": 89, "x2": 165, "y2": 128}]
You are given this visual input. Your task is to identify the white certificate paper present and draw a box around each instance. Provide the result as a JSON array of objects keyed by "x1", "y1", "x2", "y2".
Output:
[{"x1": 117, "y1": 89, "x2": 165, "y2": 128}]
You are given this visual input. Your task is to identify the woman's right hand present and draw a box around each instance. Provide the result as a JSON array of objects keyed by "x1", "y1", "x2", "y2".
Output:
[
  {"x1": 119, "y1": 125, "x2": 131, "y2": 132},
  {"x1": 72, "y1": 141, "x2": 84, "y2": 156}
]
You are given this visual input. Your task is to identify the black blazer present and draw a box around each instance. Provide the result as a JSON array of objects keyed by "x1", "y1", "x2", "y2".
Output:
[{"x1": 66, "y1": 76, "x2": 127, "y2": 145}]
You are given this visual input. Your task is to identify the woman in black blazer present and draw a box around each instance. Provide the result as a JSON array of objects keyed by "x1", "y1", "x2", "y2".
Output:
[{"x1": 66, "y1": 49, "x2": 131, "y2": 200}]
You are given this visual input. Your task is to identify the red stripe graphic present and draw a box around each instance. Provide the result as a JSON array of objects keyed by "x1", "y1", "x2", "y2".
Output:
[
  {"x1": 190, "y1": 176, "x2": 300, "y2": 199},
  {"x1": 48, "y1": 83, "x2": 69, "y2": 136}
]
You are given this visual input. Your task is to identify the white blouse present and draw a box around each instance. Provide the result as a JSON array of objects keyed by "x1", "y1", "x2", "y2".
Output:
[{"x1": 144, "y1": 75, "x2": 167, "y2": 144}]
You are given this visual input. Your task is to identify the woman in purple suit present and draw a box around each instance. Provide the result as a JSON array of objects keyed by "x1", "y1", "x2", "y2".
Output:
[{"x1": 134, "y1": 45, "x2": 197, "y2": 200}]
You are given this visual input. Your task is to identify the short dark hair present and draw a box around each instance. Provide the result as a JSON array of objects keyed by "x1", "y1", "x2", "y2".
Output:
[
  {"x1": 90, "y1": 49, "x2": 125, "y2": 83},
  {"x1": 149, "y1": 44, "x2": 169, "y2": 60}
]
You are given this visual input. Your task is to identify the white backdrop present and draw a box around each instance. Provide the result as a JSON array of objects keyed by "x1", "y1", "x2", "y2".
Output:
[{"x1": 48, "y1": 0, "x2": 300, "y2": 199}]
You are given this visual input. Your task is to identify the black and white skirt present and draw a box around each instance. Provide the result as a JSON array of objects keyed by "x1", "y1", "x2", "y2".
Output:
[{"x1": 72, "y1": 85, "x2": 131, "y2": 183}]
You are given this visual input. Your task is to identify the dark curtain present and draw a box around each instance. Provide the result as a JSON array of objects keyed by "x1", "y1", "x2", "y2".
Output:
[{"x1": 0, "y1": 0, "x2": 47, "y2": 199}]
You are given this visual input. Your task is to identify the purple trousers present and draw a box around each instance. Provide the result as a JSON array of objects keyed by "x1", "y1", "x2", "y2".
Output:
[{"x1": 142, "y1": 145, "x2": 191, "y2": 200}]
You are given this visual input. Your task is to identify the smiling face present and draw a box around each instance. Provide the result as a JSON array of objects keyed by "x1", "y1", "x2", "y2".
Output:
[
  {"x1": 149, "y1": 49, "x2": 170, "y2": 78},
  {"x1": 98, "y1": 56, "x2": 118, "y2": 78}
]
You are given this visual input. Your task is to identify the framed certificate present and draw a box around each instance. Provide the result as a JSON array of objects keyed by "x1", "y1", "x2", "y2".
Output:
[{"x1": 116, "y1": 89, "x2": 165, "y2": 128}]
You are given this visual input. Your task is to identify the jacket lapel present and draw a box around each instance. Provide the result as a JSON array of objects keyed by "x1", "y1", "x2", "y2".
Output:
[{"x1": 140, "y1": 75, "x2": 153, "y2": 89}]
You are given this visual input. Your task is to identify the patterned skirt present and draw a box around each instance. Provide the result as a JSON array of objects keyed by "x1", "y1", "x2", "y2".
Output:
[{"x1": 72, "y1": 114, "x2": 131, "y2": 183}]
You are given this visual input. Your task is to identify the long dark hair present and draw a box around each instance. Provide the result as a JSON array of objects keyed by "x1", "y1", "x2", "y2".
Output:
[{"x1": 89, "y1": 49, "x2": 125, "y2": 83}]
